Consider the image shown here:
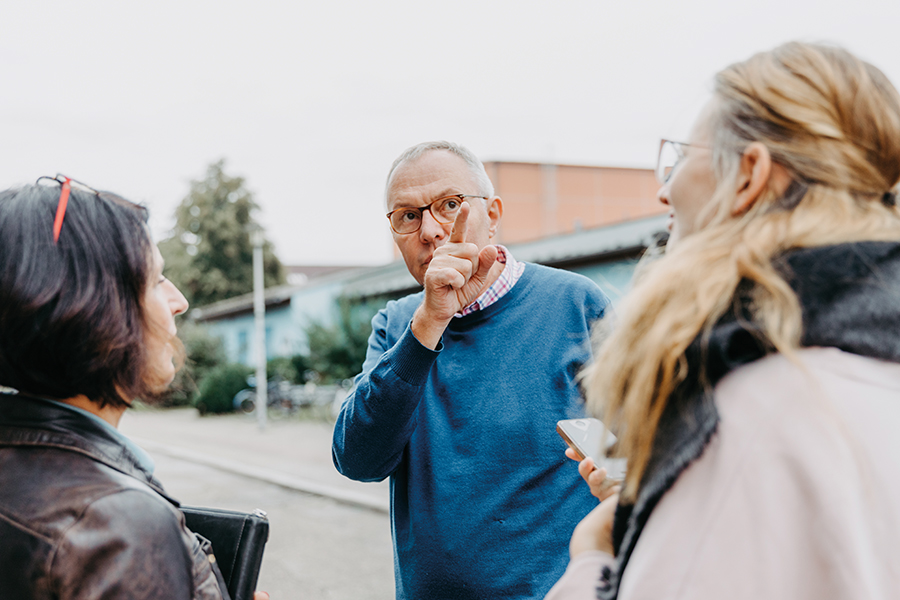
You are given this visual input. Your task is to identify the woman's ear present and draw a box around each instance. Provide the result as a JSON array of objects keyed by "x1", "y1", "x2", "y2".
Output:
[{"x1": 731, "y1": 142, "x2": 773, "y2": 215}]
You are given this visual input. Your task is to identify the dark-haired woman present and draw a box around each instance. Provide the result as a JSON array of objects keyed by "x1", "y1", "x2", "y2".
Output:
[
  {"x1": 0, "y1": 179, "x2": 268, "y2": 599},
  {"x1": 547, "y1": 42, "x2": 900, "y2": 599}
]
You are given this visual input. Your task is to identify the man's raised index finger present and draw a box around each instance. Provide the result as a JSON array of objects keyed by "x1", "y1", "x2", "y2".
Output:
[{"x1": 449, "y1": 202, "x2": 469, "y2": 244}]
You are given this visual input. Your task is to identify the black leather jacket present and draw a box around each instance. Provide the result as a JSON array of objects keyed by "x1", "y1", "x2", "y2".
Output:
[{"x1": 0, "y1": 395, "x2": 230, "y2": 600}]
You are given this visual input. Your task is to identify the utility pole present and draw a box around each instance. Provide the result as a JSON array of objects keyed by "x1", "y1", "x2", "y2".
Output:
[{"x1": 250, "y1": 225, "x2": 267, "y2": 431}]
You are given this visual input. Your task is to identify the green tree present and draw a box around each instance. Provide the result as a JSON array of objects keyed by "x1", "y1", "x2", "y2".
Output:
[
  {"x1": 305, "y1": 296, "x2": 379, "y2": 383},
  {"x1": 159, "y1": 160, "x2": 285, "y2": 307}
]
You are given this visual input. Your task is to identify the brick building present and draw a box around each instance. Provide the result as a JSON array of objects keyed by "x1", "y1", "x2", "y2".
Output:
[{"x1": 483, "y1": 161, "x2": 664, "y2": 244}]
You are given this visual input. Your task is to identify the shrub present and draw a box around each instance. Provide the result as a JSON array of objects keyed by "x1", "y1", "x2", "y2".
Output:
[
  {"x1": 157, "y1": 321, "x2": 226, "y2": 407},
  {"x1": 290, "y1": 353, "x2": 313, "y2": 382},
  {"x1": 192, "y1": 363, "x2": 252, "y2": 415},
  {"x1": 267, "y1": 356, "x2": 297, "y2": 383},
  {"x1": 305, "y1": 295, "x2": 376, "y2": 383},
  {"x1": 264, "y1": 354, "x2": 315, "y2": 384}
]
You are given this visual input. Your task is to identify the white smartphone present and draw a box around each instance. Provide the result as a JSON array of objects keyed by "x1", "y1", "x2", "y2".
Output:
[{"x1": 556, "y1": 417, "x2": 626, "y2": 482}]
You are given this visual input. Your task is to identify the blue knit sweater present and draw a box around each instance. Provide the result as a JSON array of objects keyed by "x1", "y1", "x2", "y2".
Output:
[{"x1": 333, "y1": 263, "x2": 609, "y2": 599}]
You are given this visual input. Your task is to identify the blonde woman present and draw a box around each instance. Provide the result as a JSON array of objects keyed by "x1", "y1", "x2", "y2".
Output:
[{"x1": 547, "y1": 42, "x2": 900, "y2": 599}]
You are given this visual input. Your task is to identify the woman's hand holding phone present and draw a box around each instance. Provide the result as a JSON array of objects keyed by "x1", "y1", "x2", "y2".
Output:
[
  {"x1": 557, "y1": 418, "x2": 622, "y2": 501},
  {"x1": 564, "y1": 448, "x2": 620, "y2": 502},
  {"x1": 557, "y1": 419, "x2": 620, "y2": 558}
]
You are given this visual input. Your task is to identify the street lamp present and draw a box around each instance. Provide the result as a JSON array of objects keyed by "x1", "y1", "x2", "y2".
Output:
[{"x1": 248, "y1": 224, "x2": 267, "y2": 431}]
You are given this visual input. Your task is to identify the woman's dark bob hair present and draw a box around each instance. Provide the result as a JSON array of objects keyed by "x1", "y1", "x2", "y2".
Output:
[{"x1": 0, "y1": 182, "x2": 157, "y2": 408}]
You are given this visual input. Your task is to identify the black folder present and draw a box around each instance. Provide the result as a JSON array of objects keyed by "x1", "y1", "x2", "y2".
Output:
[{"x1": 182, "y1": 506, "x2": 269, "y2": 600}]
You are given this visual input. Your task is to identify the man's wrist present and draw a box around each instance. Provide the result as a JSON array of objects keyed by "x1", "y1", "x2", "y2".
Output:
[{"x1": 410, "y1": 305, "x2": 450, "y2": 350}]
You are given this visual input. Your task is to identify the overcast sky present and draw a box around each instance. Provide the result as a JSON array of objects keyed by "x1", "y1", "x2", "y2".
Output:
[{"x1": 4, "y1": 1, "x2": 900, "y2": 266}]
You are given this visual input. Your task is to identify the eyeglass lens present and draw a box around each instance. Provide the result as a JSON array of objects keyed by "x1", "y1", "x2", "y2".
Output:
[
  {"x1": 391, "y1": 196, "x2": 464, "y2": 233},
  {"x1": 656, "y1": 141, "x2": 684, "y2": 184}
]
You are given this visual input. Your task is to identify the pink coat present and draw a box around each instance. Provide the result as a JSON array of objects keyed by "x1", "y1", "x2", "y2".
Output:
[{"x1": 546, "y1": 348, "x2": 900, "y2": 600}]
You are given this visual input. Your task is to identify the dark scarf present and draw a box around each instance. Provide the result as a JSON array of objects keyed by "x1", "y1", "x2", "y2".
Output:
[{"x1": 598, "y1": 241, "x2": 900, "y2": 599}]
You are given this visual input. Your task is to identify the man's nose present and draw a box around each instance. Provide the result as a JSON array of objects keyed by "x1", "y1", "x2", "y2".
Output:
[{"x1": 418, "y1": 209, "x2": 447, "y2": 244}]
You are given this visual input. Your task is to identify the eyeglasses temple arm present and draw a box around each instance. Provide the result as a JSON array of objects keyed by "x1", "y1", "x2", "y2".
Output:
[{"x1": 52, "y1": 178, "x2": 72, "y2": 244}]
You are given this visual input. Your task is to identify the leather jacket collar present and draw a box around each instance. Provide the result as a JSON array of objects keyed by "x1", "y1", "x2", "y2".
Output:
[{"x1": 0, "y1": 393, "x2": 177, "y2": 505}]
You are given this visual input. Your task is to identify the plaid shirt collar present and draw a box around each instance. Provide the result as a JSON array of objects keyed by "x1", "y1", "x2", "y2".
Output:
[{"x1": 456, "y1": 245, "x2": 525, "y2": 317}]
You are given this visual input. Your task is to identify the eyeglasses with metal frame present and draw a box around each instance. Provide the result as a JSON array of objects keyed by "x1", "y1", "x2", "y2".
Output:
[
  {"x1": 35, "y1": 174, "x2": 101, "y2": 244},
  {"x1": 658, "y1": 139, "x2": 715, "y2": 185},
  {"x1": 386, "y1": 194, "x2": 488, "y2": 235}
]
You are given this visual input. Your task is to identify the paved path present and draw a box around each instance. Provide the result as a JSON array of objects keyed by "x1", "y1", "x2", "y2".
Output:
[
  {"x1": 119, "y1": 408, "x2": 395, "y2": 599},
  {"x1": 119, "y1": 407, "x2": 389, "y2": 512}
]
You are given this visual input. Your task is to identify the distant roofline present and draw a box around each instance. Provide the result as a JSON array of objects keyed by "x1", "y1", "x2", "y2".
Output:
[
  {"x1": 340, "y1": 213, "x2": 668, "y2": 300},
  {"x1": 190, "y1": 264, "x2": 378, "y2": 322},
  {"x1": 190, "y1": 285, "x2": 295, "y2": 323},
  {"x1": 191, "y1": 213, "x2": 668, "y2": 321},
  {"x1": 482, "y1": 159, "x2": 655, "y2": 172},
  {"x1": 284, "y1": 264, "x2": 369, "y2": 275}
]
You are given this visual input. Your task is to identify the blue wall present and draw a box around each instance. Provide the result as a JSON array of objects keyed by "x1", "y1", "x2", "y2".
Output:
[
  {"x1": 203, "y1": 304, "x2": 295, "y2": 366},
  {"x1": 202, "y1": 278, "x2": 348, "y2": 366},
  {"x1": 203, "y1": 255, "x2": 640, "y2": 365}
]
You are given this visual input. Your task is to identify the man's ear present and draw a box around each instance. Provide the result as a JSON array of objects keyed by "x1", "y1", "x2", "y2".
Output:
[
  {"x1": 487, "y1": 196, "x2": 503, "y2": 238},
  {"x1": 732, "y1": 142, "x2": 773, "y2": 216}
]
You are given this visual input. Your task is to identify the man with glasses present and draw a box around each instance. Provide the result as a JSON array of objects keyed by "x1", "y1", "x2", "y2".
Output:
[{"x1": 332, "y1": 141, "x2": 610, "y2": 599}]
